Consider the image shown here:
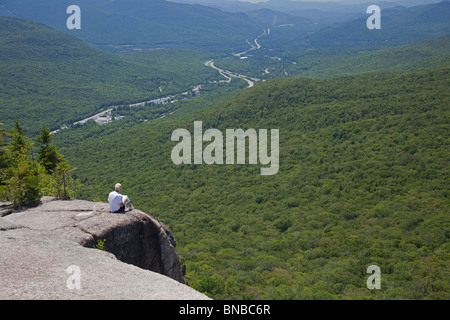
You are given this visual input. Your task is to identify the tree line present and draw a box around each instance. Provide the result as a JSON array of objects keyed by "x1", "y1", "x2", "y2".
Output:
[{"x1": 0, "y1": 117, "x2": 77, "y2": 207}]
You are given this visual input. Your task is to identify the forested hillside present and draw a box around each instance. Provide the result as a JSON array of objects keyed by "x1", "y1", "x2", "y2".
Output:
[
  {"x1": 54, "y1": 66, "x2": 450, "y2": 299},
  {"x1": 2, "y1": 0, "x2": 448, "y2": 301},
  {"x1": 0, "y1": 0, "x2": 269, "y2": 51},
  {"x1": 306, "y1": 1, "x2": 450, "y2": 48},
  {"x1": 214, "y1": 34, "x2": 450, "y2": 81},
  {"x1": 210, "y1": 2, "x2": 450, "y2": 81},
  {"x1": 0, "y1": 16, "x2": 220, "y2": 134}
]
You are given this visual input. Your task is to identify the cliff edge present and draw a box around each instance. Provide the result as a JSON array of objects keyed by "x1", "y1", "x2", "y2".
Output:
[{"x1": 0, "y1": 197, "x2": 209, "y2": 300}]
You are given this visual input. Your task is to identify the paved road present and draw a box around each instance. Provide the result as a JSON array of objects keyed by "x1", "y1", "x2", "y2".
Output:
[{"x1": 205, "y1": 60, "x2": 255, "y2": 88}]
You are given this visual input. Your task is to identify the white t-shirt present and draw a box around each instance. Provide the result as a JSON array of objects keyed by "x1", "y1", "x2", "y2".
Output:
[{"x1": 108, "y1": 190, "x2": 123, "y2": 212}]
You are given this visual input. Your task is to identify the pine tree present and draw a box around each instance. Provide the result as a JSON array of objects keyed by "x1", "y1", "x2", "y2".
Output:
[
  {"x1": 2, "y1": 120, "x2": 43, "y2": 207},
  {"x1": 36, "y1": 125, "x2": 65, "y2": 173},
  {"x1": 8, "y1": 120, "x2": 32, "y2": 160},
  {"x1": 0, "y1": 122, "x2": 12, "y2": 197}
]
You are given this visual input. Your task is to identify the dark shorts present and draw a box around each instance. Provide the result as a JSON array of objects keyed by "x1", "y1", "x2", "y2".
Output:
[{"x1": 112, "y1": 206, "x2": 125, "y2": 213}]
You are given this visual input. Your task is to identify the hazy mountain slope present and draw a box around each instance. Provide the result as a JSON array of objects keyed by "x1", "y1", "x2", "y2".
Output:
[
  {"x1": 211, "y1": 34, "x2": 450, "y2": 81},
  {"x1": 170, "y1": 0, "x2": 445, "y2": 24},
  {"x1": 206, "y1": 1, "x2": 450, "y2": 82},
  {"x1": 4, "y1": 0, "x2": 447, "y2": 53},
  {"x1": 0, "y1": 0, "x2": 263, "y2": 51},
  {"x1": 307, "y1": 2, "x2": 450, "y2": 48},
  {"x1": 0, "y1": 16, "x2": 219, "y2": 133},
  {"x1": 54, "y1": 66, "x2": 450, "y2": 299},
  {"x1": 294, "y1": 34, "x2": 450, "y2": 78}
]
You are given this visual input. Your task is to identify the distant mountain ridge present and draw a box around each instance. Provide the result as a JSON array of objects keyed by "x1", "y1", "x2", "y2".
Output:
[
  {"x1": 307, "y1": 2, "x2": 450, "y2": 48},
  {"x1": 1, "y1": 0, "x2": 448, "y2": 52},
  {"x1": 0, "y1": 0, "x2": 265, "y2": 51},
  {"x1": 169, "y1": 0, "x2": 446, "y2": 24}
]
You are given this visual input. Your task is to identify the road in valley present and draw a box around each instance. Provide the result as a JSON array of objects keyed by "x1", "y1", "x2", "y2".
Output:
[
  {"x1": 206, "y1": 29, "x2": 271, "y2": 88},
  {"x1": 205, "y1": 60, "x2": 258, "y2": 88},
  {"x1": 51, "y1": 30, "x2": 269, "y2": 134}
]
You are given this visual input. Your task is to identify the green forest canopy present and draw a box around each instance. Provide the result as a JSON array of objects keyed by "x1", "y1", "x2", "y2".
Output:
[
  {"x1": 0, "y1": 16, "x2": 220, "y2": 134},
  {"x1": 54, "y1": 66, "x2": 450, "y2": 300}
]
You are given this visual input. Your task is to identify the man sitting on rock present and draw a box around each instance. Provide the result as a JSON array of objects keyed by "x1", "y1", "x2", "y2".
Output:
[{"x1": 108, "y1": 183, "x2": 133, "y2": 213}]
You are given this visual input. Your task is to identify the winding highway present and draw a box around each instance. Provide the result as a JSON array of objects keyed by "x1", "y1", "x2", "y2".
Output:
[
  {"x1": 51, "y1": 31, "x2": 268, "y2": 134},
  {"x1": 205, "y1": 30, "x2": 270, "y2": 88},
  {"x1": 205, "y1": 60, "x2": 256, "y2": 88}
]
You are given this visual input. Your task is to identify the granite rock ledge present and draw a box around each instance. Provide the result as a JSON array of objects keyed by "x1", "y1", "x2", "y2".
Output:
[{"x1": 0, "y1": 197, "x2": 209, "y2": 300}]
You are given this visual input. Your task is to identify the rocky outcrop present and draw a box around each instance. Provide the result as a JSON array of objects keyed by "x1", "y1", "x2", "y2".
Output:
[{"x1": 0, "y1": 197, "x2": 209, "y2": 300}]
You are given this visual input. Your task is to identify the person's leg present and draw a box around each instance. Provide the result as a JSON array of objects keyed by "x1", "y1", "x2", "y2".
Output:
[
  {"x1": 122, "y1": 195, "x2": 133, "y2": 210},
  {"x1": 122, "y1": 195, "x2": 130, "y2": 206},
  {"x1": 114, "y1": 206, "x2": 125, "y2": 213}
]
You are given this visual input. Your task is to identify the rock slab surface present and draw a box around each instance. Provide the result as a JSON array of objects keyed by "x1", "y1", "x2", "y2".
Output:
[{"x1": 0, "y1": 198, "x2": 209, "y2": 300}]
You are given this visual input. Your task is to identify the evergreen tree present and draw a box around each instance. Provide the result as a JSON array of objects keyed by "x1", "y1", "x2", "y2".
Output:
[
  {"x1": 3, "y1": 153, "x2": 44, "y2": 207},
  {"x1": 0, "y1": 121, "x2": 77, "y2": 206},
  {"x1": 7, "y1": 120, "x2": 32, "y2": 160},
  {"x1": 0, "y1": 122, "x2": 8, "y2": 166},
  {"x1": 36, "y1": 125, "x2": 65, "y2": 173},
  {"x1": 47, "y1": 161, "x2": 78, "y2": 200},
  {"x1": 0, "y1": 122, "x2": 11, "y2": 195},
  {"x1": 35, "y1": 125, "x2": 78, "y2": 199},
  {"x1": 1, "y1": 120, "x2": 43, "y2": 207}
]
